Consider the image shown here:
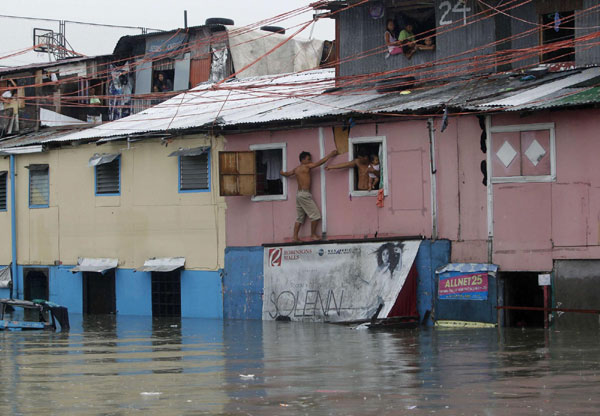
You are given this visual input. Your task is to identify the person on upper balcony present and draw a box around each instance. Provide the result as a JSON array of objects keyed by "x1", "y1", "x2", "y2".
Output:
[
  {"x1": 398, "y1": 23, "x2": 418, "y2": 59},
  {"x1": 384, "y1": 19, "x2": 404, "y2": 57}
]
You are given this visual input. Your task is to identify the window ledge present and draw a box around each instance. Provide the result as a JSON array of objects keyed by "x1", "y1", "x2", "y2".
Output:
[
  {"x1": 252, "y1": 194, "x2": 287, "y2": 202},
  {"x1": 350, "y1": 190, "x2": 385, "y2": 197}
]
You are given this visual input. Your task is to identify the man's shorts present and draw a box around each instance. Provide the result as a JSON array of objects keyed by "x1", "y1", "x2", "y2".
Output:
[{"x1": 296, "y1": 190, "x2": 321, "y2": 223}]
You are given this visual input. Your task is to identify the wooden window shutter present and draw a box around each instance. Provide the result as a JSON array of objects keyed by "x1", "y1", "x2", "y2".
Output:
[{"x1": 218, "y1": 151, "x2": 256, "y2": 196}]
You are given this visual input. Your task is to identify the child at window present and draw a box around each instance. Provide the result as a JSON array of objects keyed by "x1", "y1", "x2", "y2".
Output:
[
  {"x1": 384, "y1": 19, "x2": 403, "y2": 56},
  {"x1": 418, "y1": 36, "x2": 435, "y2": 51},
  {"x1": 368, "y1": 155, "x2": 380, "y2": 190}
]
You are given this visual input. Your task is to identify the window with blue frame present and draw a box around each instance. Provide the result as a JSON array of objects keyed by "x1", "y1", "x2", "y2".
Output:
[
  {"x1": 91, "y1": 154, "x2": 120, "y2": 195},
  {"x1": 28, "y1": 164, "x2": 49, "y2": 208},
  {"x1": 0, "y1": 171, "x2": 6, "y2": 211},
  {"x1": 170, "y1": 147, "x2": 210, "y2": 192}
]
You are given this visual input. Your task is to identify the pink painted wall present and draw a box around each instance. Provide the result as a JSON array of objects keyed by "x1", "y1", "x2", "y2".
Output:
[
  {"x1": 225, "y1": 121, "x2": 440, "y2": 246},
  {"x1": 491, "y1": 109, "x2": 600, "y2": 271},
  {"x1": 224, "y1": 108, "x2": 600, "y2": 272}
]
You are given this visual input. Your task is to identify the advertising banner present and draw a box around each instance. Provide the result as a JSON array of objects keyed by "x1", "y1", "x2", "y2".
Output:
[
  {"x1": 436, "y1": 264, "x2": 498, "y2": 301},
  {"x1": 438, "y1": 272, "x2": 489, "y2": 300},
  {"x1": 263, "y1": 240, "x2": 421, "y2": 322}
]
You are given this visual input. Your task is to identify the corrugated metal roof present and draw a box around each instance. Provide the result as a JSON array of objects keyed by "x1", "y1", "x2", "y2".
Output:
[
  {"x1": 2, "y1": 66, "x2": 600, "y2": 149},
  {"x1": 0, "y1": 126, "x2": 90, "y2": 149},
  {"x1": 0, "y1": 55, "x2": 110, "y2": 76}
]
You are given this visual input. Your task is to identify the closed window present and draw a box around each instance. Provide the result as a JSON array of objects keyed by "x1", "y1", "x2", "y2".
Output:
[
  {"x1": 0, "y1": 172, "x2": 6, "y2": 211},
  {"x1": 180, "y1": 153, "x2": 210, "y2": 192},
  {"x1": 28, "y1": 164, "x2": 49, "y2": 208},
  {"x1": 95, "y1": 157, "x2": 120, "y2": 195}
]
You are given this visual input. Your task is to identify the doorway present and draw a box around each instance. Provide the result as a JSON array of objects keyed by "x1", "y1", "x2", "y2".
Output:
[
  {"x1": 83, "y1": 269, "x2": 116, "y2": 314},
  {"x1": 151, "y1": 270, "x2": 181, "y2": 318},
  {"x1": 501, "y1": 272, "x2": 544, "y2": 328},
  {"x1": 23, "y1": 268, "x2": 49, "y2": 301}
]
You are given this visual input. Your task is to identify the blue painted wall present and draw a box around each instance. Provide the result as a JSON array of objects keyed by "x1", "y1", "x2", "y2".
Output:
[
  {"x1": 223, "y1": 247, "x2": 264, "y2": 320},
  {"x1": 415, "y1": 240, "x2": 451, "y2": 327},
  {"x1": 51, "y1": 266, "x2": 83, "y2": 314},
  {"x1": 11, "y1": 265, "x2": 223, "y2": 318},
  {"x1": 222, "y1": 240, "x2": 451, "y2": 323},
  {"x1": 116, "y1": 269, "x2": 152, "y2": 316},
  {"x1": 181, "y1": 270, "x2": 223, "y2": 319}
]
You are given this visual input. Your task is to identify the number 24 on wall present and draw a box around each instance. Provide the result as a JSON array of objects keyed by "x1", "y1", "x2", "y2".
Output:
[{"x1": 439, "y1": 0, "x2": 471, "y2": 26}]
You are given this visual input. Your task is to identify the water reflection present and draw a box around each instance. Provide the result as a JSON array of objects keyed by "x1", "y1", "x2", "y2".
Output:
[{"x1": 0, "y1": 317, "x2": 599, "y2": 415}]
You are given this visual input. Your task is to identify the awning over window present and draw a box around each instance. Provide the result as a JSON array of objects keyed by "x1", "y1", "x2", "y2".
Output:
[
  {"x1": 136, "y1": 257, "x2": 185, "y2": 272},
  {"x1": 88, "y1": 153, "x2": 120, "y2": 167},
  {"x1": 70, "y1": 258, "x2": 118, "y2": 274},
  {"x1": 26, "y1": 164, "x2": 49, "y2": 170},
  {"x1": 0, "y1": 266, "x2": 11, "y2": 288},
  {"x1": 168, "y1": 147, "x2": 209, "y2": 158}
]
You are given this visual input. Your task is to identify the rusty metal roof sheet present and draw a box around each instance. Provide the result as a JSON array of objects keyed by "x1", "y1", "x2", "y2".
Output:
[{"x1": 3, "y1": 66, "x2": 600, "y2": 149}]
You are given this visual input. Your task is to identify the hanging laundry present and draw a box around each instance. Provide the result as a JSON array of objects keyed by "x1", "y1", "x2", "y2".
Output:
[
  {"x1": 376, "y1": 188, "x2": 384, "y2": 208},
  {"x1": 264, "y1": 150, "x2": 282, "y2": 180},
  {"x1": 554, "y1": 12, "x2": 561, "y2": 32}
]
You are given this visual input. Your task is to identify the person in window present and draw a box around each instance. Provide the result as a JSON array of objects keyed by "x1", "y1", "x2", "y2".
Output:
[
  {"x1": 418, "y1": 36, "x2": 435, "y2": 51},
  {"x1": 88, "y1": 87, "x2": 102, "y2": 123},
  {"x1": 155, "y1": 72, "x2": 173, "y2": 92},
  {"x1": 326, "y1": 148, "x2": 379, "y2": 191},
  {"x1": 368, "y1": 154, "x2": 380, "y2": 190},
  {"x1": 384, "y1": 19, "x2": 403, "y2": 56},
  {"x1": 280, "y1": 149, "x2": 338, "y2": 242},
  {"x1": 399, "y1": 23, "x2": 417, "y2": 59}
]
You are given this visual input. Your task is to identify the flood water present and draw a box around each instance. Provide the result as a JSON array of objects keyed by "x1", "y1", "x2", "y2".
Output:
[{"x1": 1, "y1": 316, "x2": 599, "y2": 415}]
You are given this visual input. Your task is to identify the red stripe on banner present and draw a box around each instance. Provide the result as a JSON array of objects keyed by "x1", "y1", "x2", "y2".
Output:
[{"x1": 387, "y1": 263, "x2": 418, "y2": 318}]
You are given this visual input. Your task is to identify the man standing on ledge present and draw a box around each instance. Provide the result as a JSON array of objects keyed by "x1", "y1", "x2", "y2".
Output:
[{"x1": 281, "y1": 149, "x2": 338, "y2": 242}]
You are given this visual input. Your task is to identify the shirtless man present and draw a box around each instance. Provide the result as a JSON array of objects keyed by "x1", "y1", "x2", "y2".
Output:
[
  {"x1": 325, "y1": 149, "x2": 379, "y2": 191},
  {"x1": 280, "y1": 149, "x2": 338, "y2": 241}
]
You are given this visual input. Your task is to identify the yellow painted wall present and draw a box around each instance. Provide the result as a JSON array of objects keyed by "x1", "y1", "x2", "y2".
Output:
[
  {"x1": 0, "y1": 157, "x2": 11, "y2": 265},
  {"x1": 13, "y1": 134, "x2": 226, "y2": 270}
]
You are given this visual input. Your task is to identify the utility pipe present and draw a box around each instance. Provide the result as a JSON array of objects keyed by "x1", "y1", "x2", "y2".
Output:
[
  {"x1": 485, "y1": 115, "x2": 494, "y2": 264},
  {"x1": 319, "y1": 127, "x2": 327, "y2": 238},
  {"x1": 427, "y1": 119, "x2": 438, "y2": 240},
  {"x1": 10, "y1": 154, "x2": 17, "y2": 299}
]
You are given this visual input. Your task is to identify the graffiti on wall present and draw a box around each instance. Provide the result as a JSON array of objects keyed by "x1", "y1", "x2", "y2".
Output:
[{"x1": 263, "y1": 240, "x2": 422, "y2": 322}]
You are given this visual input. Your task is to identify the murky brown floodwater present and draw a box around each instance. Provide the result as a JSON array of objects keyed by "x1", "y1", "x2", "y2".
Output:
[{"x1": 1, "y1": 315, "x2": 599, "y2": 415}]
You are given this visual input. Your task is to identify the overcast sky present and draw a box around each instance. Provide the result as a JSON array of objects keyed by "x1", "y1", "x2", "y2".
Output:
[{"x1": 0, "y1": 0, "x2": 334, "y2": 67}]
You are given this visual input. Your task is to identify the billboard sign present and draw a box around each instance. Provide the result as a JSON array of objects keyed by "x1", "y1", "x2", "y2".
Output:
[{"x1": 263, "y1": 240, "x2": 421, "y2": 322}]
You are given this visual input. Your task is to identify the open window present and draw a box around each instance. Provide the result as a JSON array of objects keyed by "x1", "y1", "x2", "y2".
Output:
[
  {"x1": 536, "y1": 1, "x2": 581, "y2": 64},
  {"x1": 219, "y1": 143, "x2": 288, "y2": 201},
  {"x1": 152, "y1": 59, "x2": 174, "y2": 93},
  {"x1": 349, "y1": 136, "x2": 388, "y2": 197},
  {"x1": 386, "y1": 3, "x2": 437, "y2": 46},
  {"x1": 250, "y1": 143, "x2": 287, "y2": 201},
  {"x1": 540, "y1": 10, "x2": 575, "y2": 63}
]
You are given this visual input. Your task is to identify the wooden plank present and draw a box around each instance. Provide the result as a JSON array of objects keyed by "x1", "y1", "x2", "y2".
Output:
[
  {"x1": 333, "y1": 126, "x2": 349, "y2": 154},
  {"x1": 218, "y1": 151, "x2": 256, "y2": 196}
]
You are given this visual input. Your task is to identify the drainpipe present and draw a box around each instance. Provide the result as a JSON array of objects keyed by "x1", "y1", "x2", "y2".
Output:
[
  {"x1": 427, "y1": 119, "x2": 438, "y2": 240},
  {"x1": 10, "y1": 154, "x2": 17, "y2": 299},
  {"x1": 319, "y1": 127, "x2": 327, "y2": 239},
  {"x1": 485, "y1": 115, "x2": 493, "y2": 264}
]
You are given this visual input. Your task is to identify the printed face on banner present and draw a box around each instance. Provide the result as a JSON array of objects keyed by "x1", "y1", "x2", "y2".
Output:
[{"x1": 263, "y1": 241, "x2": 422, "y2": 322}]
